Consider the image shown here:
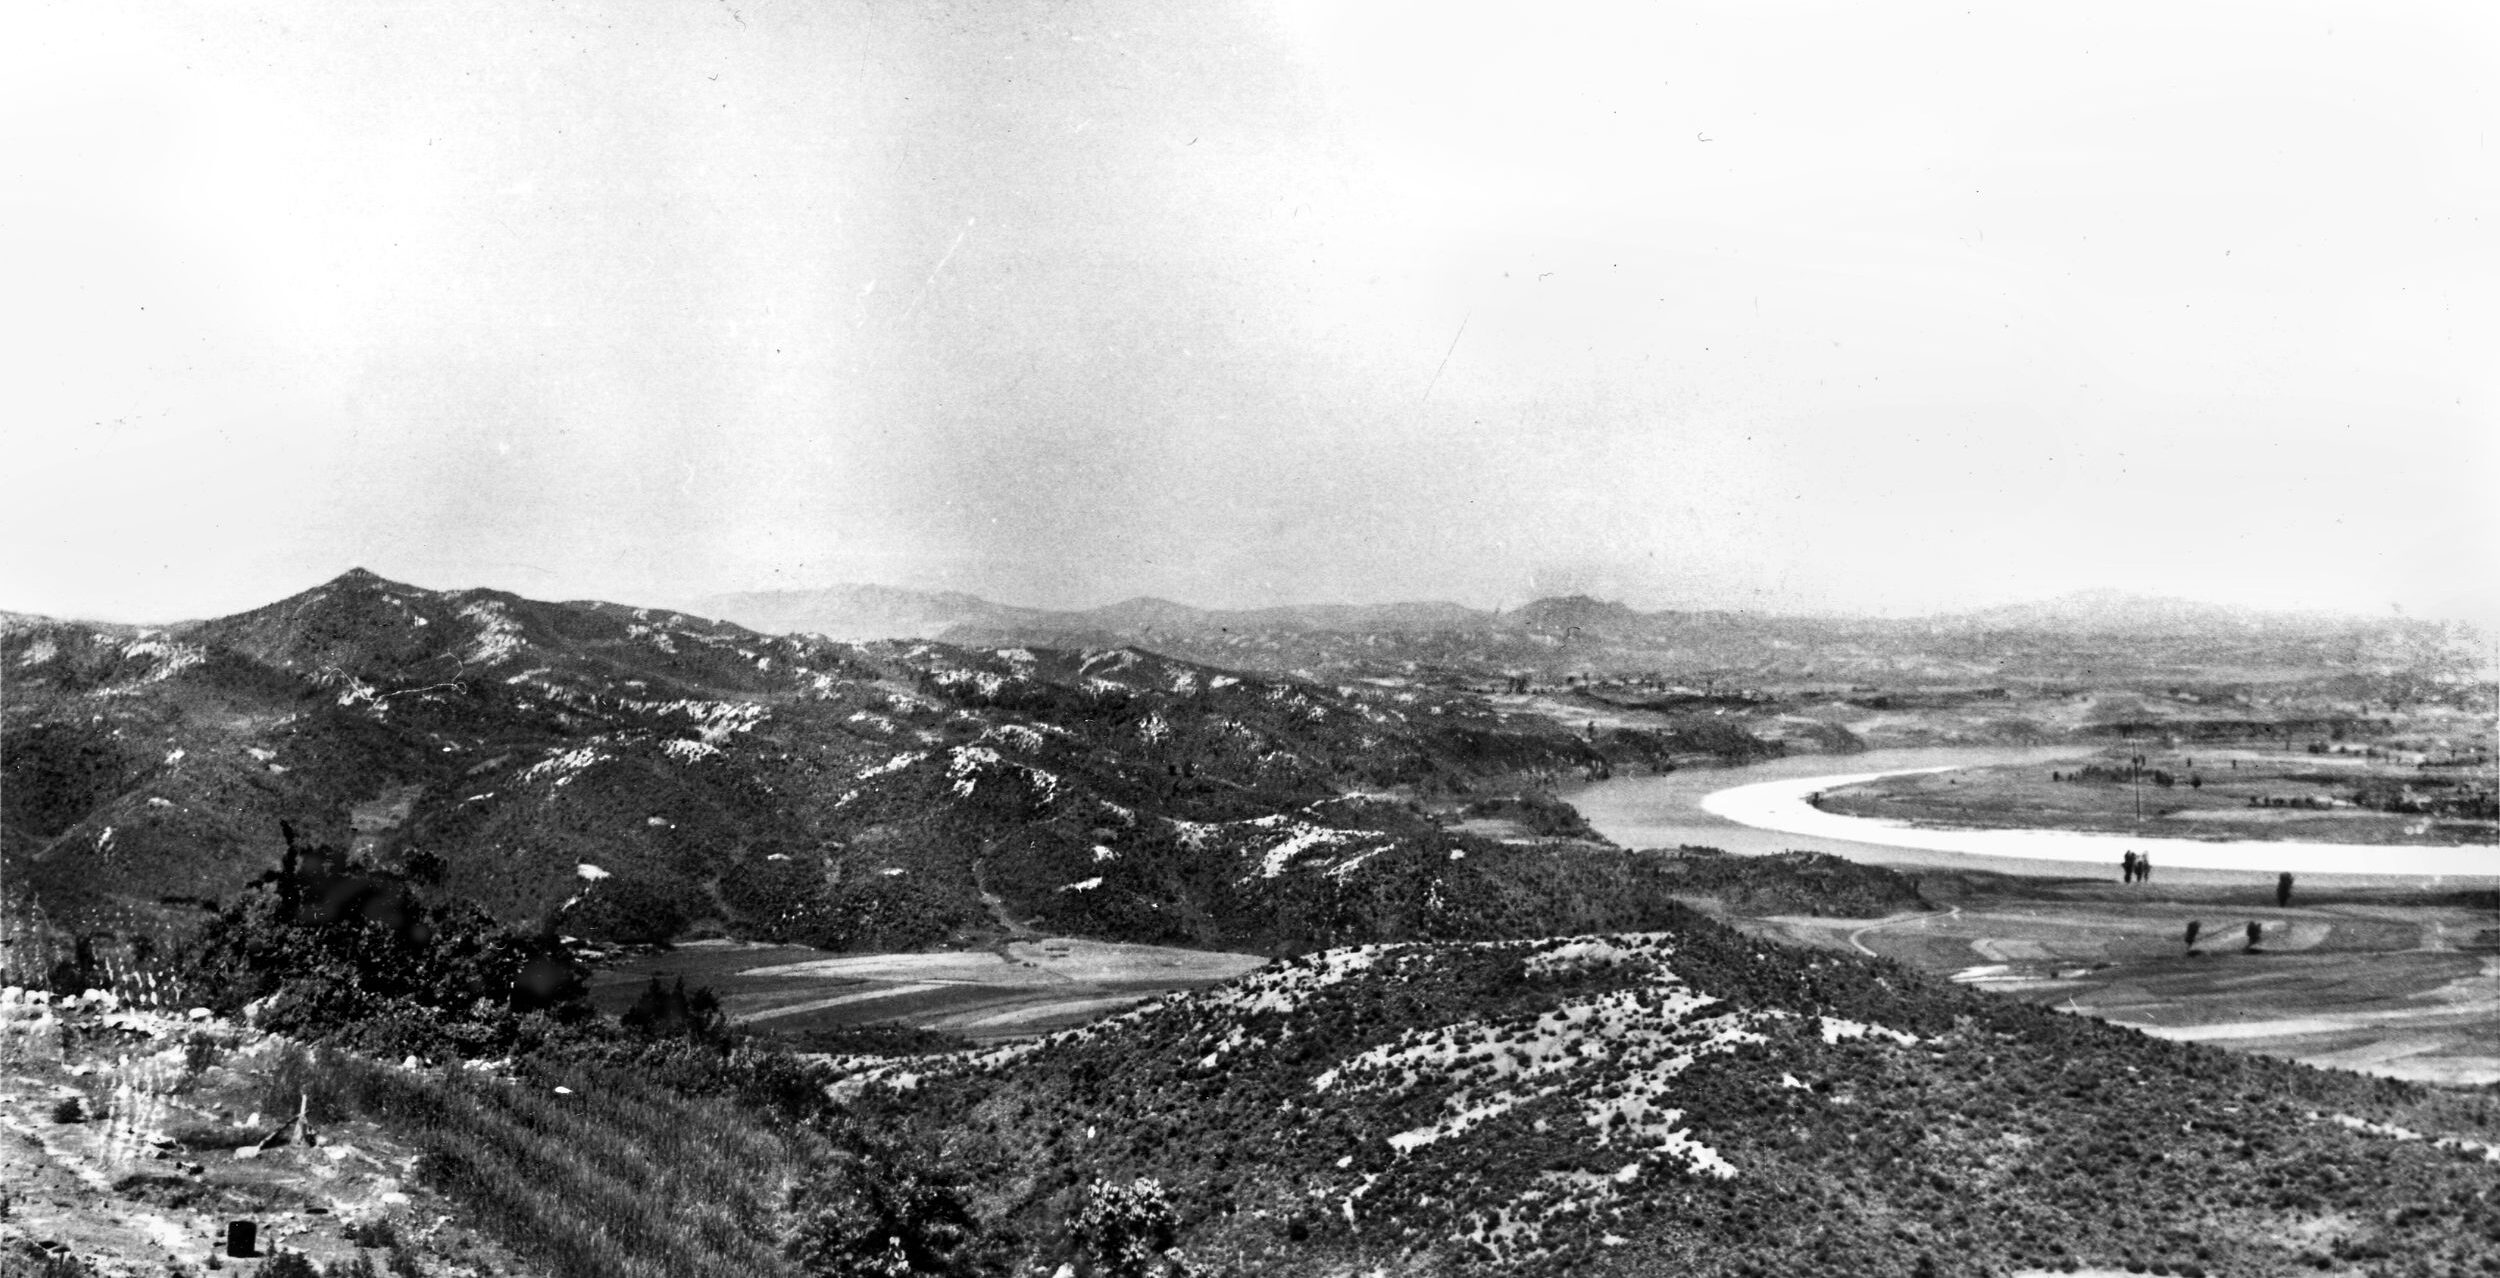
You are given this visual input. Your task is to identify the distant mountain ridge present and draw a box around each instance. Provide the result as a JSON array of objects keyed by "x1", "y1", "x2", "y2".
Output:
[
  {"x1": 698, "y1": 583, "x2": 2369, "y2": 644},
  {"x1": 685, "y1": 582, "x2": 2473, "y2": 686},
  {"x1": 695, "y1": 586, "x2": 1512, "y2": 642}
]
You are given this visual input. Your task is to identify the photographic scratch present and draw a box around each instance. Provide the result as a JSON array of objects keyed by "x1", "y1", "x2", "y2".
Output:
[
  {"x1": 1417, "y1": 314, "x2": 1470, "y2": 410},
  {"x1": 897, "y1": 219, "x2": 976, "y2": 324}
]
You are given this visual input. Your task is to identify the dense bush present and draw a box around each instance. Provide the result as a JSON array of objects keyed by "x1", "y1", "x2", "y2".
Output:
[
  {"x1": 619, "y1": 976, "x2": 727, "y2": 1044},
  {"x1": 564, "y1": 874, "x2": 694, "y2": 945},
  {"x1": 178, "y1": 841, "x2": 595, "y2": 1059},
  {"x1": 1651, "y1": 846, "x2": 1929, "y2": 917},
  {"x1": 1071, "y1": 1179, "x2": 1186, "y2": 1278},
  {"x1": 785, "y1": 1128, "x2": 999, "y2": 1278}
]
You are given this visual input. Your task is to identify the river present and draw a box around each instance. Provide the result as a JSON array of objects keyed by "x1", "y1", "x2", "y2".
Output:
[{"x1": 1568, "y1": 745, "x2": 2500, "y2": 883}]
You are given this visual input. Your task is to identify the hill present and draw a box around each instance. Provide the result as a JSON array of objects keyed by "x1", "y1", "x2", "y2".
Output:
[
  {"x1": 2, "y1": 570, "x2": 1742, "y2": 958},
  {"x1": 834, "y1": 915, "x2": 2500, "y2": 1275}
]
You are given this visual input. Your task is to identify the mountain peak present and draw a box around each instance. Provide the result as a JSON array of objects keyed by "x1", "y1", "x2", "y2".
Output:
[{"x1": 321, "y1": 567, "x2": 425, "y2": 596}]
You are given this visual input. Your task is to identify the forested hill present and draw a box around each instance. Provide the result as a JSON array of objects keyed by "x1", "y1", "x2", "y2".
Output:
[{"x1": 3, "y1": 569, "x2": 1756, "y2": 953}]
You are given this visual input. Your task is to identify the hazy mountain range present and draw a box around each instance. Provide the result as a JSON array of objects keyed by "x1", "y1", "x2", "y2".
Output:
[
  {"x1": 696, "y1": 583, "x2": 2474, "y2": 686},
  {"x1": 698, "y1": 584, "x2": 2310, "y2": 642}
]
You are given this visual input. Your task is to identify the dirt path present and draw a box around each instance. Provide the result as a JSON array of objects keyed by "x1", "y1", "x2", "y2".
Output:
[
  {"x1": 972, "y1": 860, "x2": 1038, "y2": 940},
  {"x1": 1848, "y1": 905, "x2": 1960, "y2": 957}
]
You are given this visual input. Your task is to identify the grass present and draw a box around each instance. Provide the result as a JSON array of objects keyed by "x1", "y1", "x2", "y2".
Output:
[{"x1": 266, "y1": 1046, "x2": 815, "y2": 1278}]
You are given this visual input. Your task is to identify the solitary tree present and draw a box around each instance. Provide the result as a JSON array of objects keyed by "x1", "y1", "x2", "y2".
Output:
[
  {"x1": 2276, "y1": 872, "x2": 2294, "y2": 909},
  {"x1": 2245, "y1": 920, "x2": 2263, "y2": 951},
  {"x1": 2184, "y1": 920, "x2": 2202, "y2": 953},
  {"x1": 621, "y1": 976, "x2": 725, "y2": 1043}
]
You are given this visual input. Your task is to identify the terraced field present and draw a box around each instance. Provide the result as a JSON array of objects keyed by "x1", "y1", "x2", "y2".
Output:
[{"x1": 589, "y1": 937, "x2": 1266, "y2": 1042}]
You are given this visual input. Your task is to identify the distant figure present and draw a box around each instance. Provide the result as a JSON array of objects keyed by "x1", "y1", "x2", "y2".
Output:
[
  {"x1": 2122, "y1": 851, "x2": 2139, "y2": 884},
  {"x1": 2276, "y1": 872, "x2": 2294, "y2": 909},
  {"x1": 2245, "y1": 920, "x2": 2263, "y2": 951},
  {"x1": 2139, "y1": 853, "x2": 2153, "y2": 883},
  {"x1": 2185, "y1": 919, "x2": 2202, "y2": 952}
]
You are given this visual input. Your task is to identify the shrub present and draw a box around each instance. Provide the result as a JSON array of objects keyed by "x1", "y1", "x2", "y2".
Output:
[
  {"x1": 342, "y1": 1218, "x2": 401, "y2": 1250},
  {"x1": 1071, "y1": 1178, "x2": 1185, "y2": 1278},
  {"x1": 619, "y1": 977, "x2": 726, "y2": 1044},
  {"x1": 785, "y1": 1130, "x2": 993, "y2": 1278}
]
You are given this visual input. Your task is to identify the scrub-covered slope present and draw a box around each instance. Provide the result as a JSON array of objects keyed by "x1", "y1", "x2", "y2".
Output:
[
  {"x1": 837, "y1": 914, "x2": 2500, "y2": 1277},
  {"x1": 4, "y1": 570, "x2": 1708, "y2": 953}
]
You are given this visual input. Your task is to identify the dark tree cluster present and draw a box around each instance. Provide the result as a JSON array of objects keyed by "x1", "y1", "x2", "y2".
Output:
[{"x1": 178, "y1": 825, "x2": 596, "y2": 1059}]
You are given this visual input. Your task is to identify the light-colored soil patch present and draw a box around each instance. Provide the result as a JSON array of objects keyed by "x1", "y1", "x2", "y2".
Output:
[
  {"x1": 1000, "y1": 937, "x2": 1266, "y2": 986},
  {"x1": 733, "y1": 981, "x2": 950, "y2": 1022},
  {"x1": 929, "y1": 995, "x2": 1147, "y2": 1033},
  {"x1": 348, "y1": 784, "x2": 426, "y2": 834},
  {"x1": 741, "y1": 950, "x2": 1062, "y2": 986},
  {"x1": 0, "y1": 1002, "x2": 524, "y2": 1277}
]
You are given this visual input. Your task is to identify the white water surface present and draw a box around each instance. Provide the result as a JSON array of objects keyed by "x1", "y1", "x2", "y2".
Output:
[{"x1": 1571, "y1": 746, "x2": 2500, "y2": 884}]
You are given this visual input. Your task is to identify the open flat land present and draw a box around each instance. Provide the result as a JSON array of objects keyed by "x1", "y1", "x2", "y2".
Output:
[
  {"x1": 1739, "y1": 875, "x2": 2500, "y2": 1086},
  {"x1": 1815, "y1": 744, "x2": 2498, "y2": 846},
  {"x1": 589, "y1": 936, "x2": 1267, "y2": 1043}
]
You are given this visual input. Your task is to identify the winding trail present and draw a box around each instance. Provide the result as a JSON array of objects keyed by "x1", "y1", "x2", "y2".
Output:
[{"x1": 1847, "y1": 905, "x2": 1960, "y2": 957}]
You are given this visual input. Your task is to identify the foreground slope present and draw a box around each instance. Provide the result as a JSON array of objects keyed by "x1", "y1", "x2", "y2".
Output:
[{"x1": 840, "y1": 913, "x2": 2500, "y2": 1276}]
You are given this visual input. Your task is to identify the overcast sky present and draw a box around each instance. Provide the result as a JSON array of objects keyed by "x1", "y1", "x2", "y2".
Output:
[{"x1": 5, "y1": 1, "x2": 2494, "y2": 625}]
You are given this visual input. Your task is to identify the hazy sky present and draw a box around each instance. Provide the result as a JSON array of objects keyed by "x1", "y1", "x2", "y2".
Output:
[{"x1": 5, "y1": 1, "x2": 2495, "y2": 624}]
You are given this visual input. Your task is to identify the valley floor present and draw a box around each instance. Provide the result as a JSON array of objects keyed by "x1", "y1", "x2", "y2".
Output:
[{"x1": 1738, "y1": 879, "x2": 2500, "y2": 1086}]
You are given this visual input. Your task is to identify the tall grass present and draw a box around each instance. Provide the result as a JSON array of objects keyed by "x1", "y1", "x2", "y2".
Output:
[{"x1": 280, "y1": 1047, "x2": 812, "y2": 1278}]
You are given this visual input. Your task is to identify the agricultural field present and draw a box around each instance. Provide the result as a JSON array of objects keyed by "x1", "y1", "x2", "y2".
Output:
[
  {"x1": 1813, "y1": 741, "x2": 2499, "y2": 846},
  {"x1": 590, "y1": 937, "x2": 1266, "y2": 1044},
  {"x1": 1744, "y1": 874, "x2": 2500, "y2": 1086}
]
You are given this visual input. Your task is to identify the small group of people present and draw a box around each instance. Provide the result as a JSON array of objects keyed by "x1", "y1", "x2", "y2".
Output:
[{"x1": 2184, "y1": 918, "x2": 2269, "y2": 953}]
